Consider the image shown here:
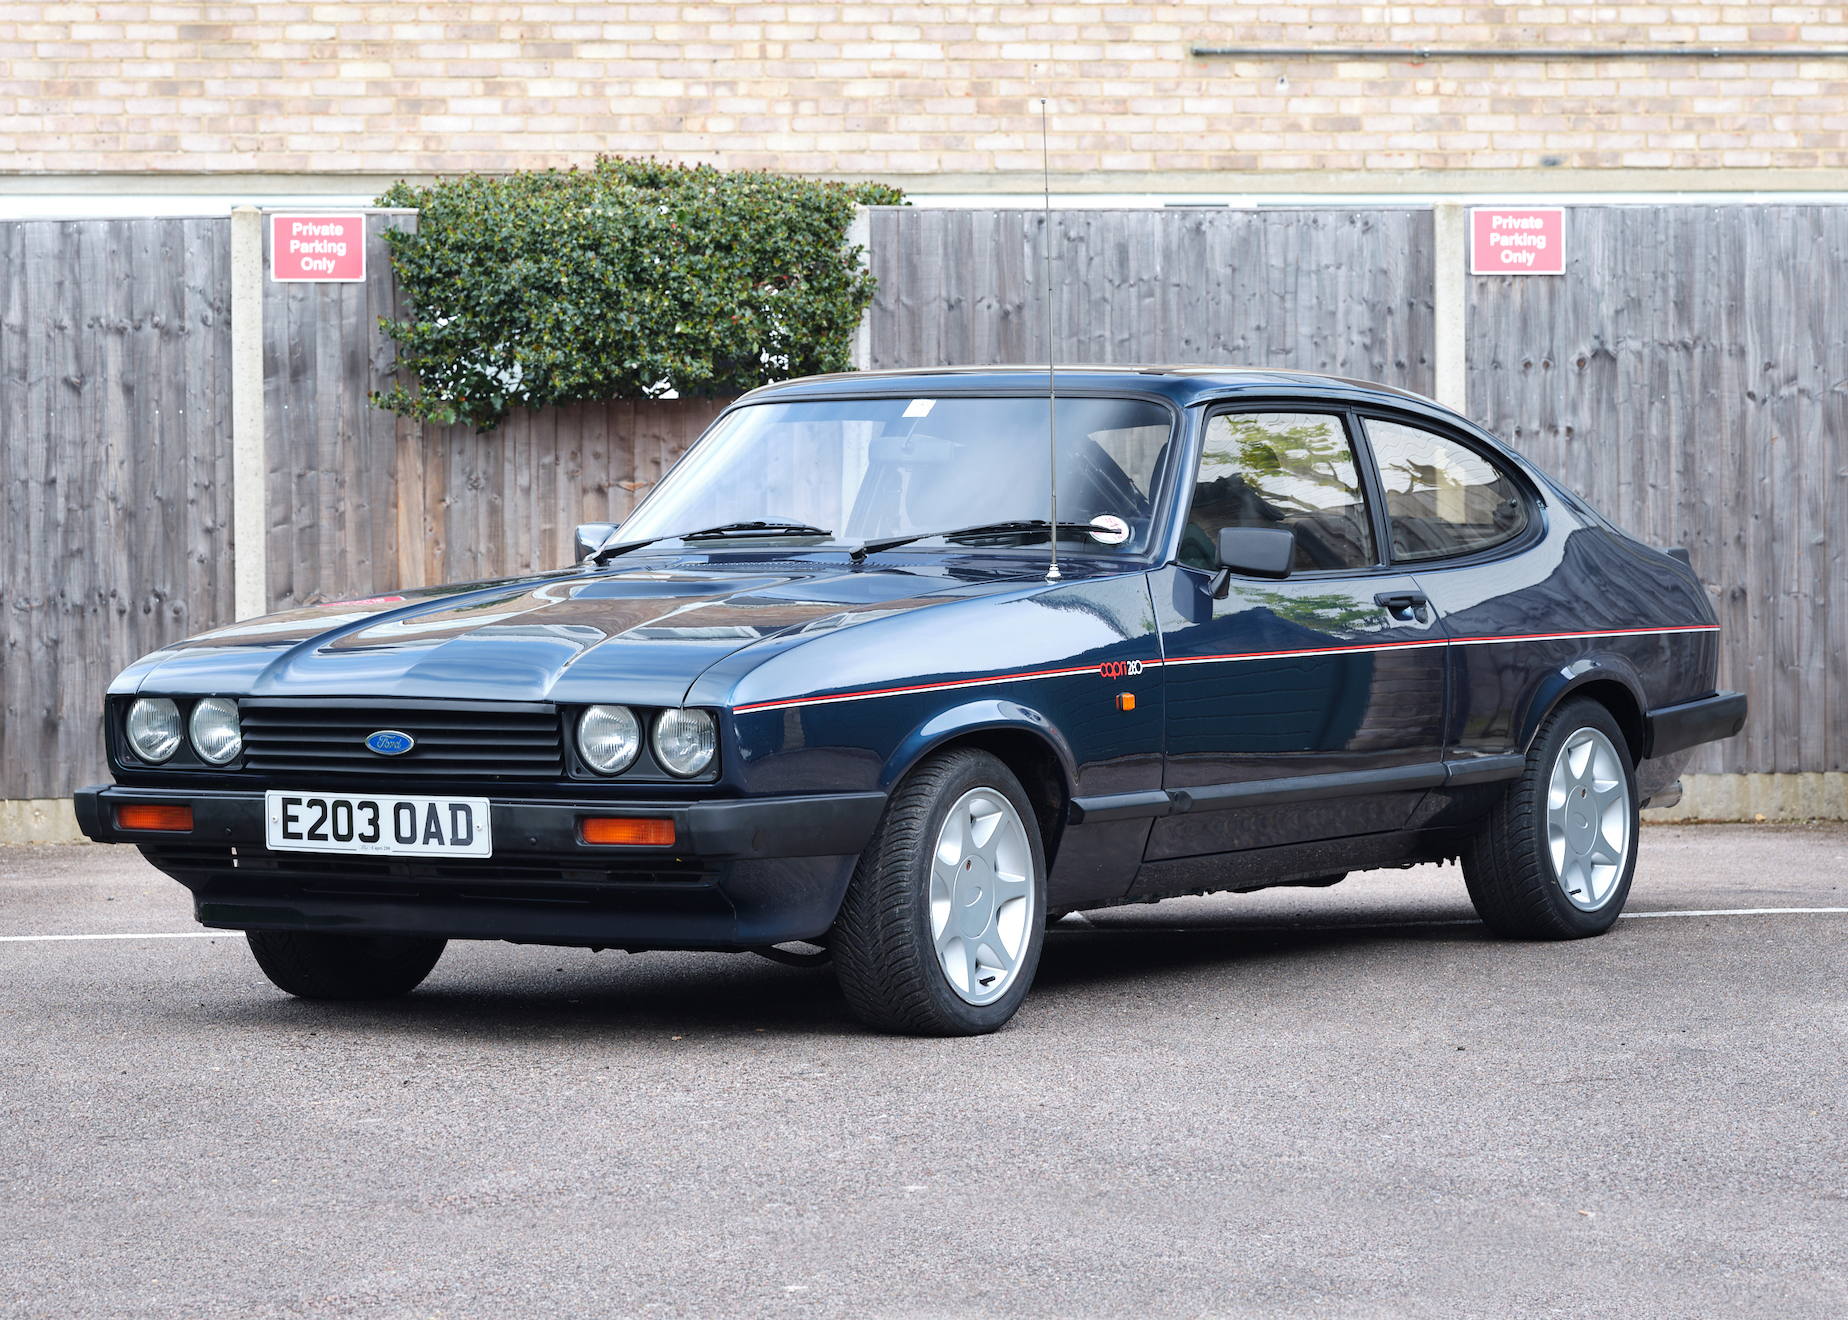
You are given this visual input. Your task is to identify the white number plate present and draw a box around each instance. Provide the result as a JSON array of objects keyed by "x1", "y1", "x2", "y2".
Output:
[{"x1": 264, "y1": 791, "x2": 493, "y2": 858}]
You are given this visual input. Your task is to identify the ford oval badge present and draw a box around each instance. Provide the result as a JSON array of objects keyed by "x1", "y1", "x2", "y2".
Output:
[{"x1": 364, "y1": 729, "x2": 415, "y2": 756}]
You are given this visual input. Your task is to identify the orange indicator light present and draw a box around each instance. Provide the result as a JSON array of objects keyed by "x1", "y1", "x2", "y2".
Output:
[
  {"x1": 116, "y1": 804, "x2": 194, "y2": 832},
  {"x1": 581, "y1": 817, "x2": 676, "y2": 846},
  {"x1": 1116, "y1": 692, "x2": 1136, "y2": 712}
]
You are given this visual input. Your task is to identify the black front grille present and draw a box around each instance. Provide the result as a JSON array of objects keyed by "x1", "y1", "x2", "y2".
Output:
[
  {"x1": 240, "y1": 700, "x2": 563, "y2": 780},
  {"x1": 137, "y1": 842, "x2": 719, "y2": 891},
  {"x1": 238, "y1": 851, "x2": 718, "y2": 888}
]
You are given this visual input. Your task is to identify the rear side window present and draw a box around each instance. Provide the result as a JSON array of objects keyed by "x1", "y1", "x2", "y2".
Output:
[
  {"x1": 1363, "y1": 418, "x2": 1530, "y2": 562},
  {"x1": 1181, "y1": 412, "x2": 1376, "y2": 573}
]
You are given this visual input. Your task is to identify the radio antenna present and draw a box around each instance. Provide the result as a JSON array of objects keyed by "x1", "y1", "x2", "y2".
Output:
[{"x1": 1041, "y1": 96, "x2": 1060, "y2": 583}]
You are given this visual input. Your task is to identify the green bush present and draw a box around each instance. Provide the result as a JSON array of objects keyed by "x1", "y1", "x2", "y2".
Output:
[{"x1": 372, "y1": 159, "x2": 904, "y2": 431}]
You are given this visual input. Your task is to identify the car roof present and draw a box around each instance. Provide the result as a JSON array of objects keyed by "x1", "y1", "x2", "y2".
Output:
[
  {"x1": 736, "y1": 365, "x2": 1440, "y2": 414},
  {"x1": 727, "y1": 365, "x2": 1560, "y2": 504}
]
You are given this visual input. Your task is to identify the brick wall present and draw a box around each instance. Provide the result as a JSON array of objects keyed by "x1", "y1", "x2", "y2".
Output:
[{"x1": 2, "y1": 4, "x2": 1845, "y2": 181}]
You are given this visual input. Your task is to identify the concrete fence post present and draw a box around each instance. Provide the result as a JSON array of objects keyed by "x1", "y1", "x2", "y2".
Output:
[
  {"x1": 230, "y1": 206, "x2": 267, "y2": 620},
  {"x1": 1432, "y1": 202, "x2": 1467, "y2": 414},
  {"x1": 847, "y1": 204, "x2": 872, "y2": 371}
]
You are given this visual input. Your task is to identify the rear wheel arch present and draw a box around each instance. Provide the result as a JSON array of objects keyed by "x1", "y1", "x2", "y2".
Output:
[
  {"x1": 1562, "y1": 678, "x2": 1645, "y2": 764},
  {"x1": 1522, "y1": 671, "x2": 1647, "y2": 765}
]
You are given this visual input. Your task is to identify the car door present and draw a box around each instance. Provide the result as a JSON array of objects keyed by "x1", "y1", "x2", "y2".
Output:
[
  {"x1": 1147, "y1": 407, "x2": 1451, "y2": 860},
  {"x1": 1352, "y1": 413, "x2": 1549, "y2": 768}
]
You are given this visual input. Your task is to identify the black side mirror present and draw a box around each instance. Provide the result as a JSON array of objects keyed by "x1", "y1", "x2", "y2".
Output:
[
  {"x1": 574, "y1": 522, "x2": 620, "y2": 564},
  {"x1": 1208, "y1": 526, "x2": 1295, "y2": 598}
]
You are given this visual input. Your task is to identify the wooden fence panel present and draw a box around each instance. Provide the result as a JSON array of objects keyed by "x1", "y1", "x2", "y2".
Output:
[
  {"x1": 263, "y1": 212, "x2": 415, "y2": 609},
  {"x1": 418, "y1": 397, "x2": 732, "y2": 584},
  {"x1": 6, "y1": 204, "x2": 1845, "y2": 802},
  {"x1": 262, "y1": 212, "x2": 731, "y2": 601},
  {"x1": 1469, "y1": 206, "x2": 1848, "y2": 776},
  {"x1": 866, "y1": 206, "x2": 1435, "y2": 395},
  {"x1": 2, "y1": 214, "x2": 729, "y2": 800},
  {"x1": 0, "y1": 218, "x2": 234, "y2": 798}
]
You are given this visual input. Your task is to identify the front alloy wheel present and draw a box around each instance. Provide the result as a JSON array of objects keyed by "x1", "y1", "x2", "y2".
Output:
[
  {"x1": 929, "y1": 786, "x2": 1036, "y2": 1005},
  {"x1": 832, "y1": 749, "x2": 1047, "y2": 1035}
]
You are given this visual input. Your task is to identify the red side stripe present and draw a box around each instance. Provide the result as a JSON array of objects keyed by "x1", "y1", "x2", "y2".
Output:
[{"x1": 729, "y1": 623, "x2": 1720, "y2": 715}]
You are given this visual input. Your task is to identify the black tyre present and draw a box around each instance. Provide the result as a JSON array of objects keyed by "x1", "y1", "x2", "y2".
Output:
[
  {"x1": 832, "y1": 749, "x2": 1047, "y2": 1036},
  {"x1": 1462, "y1": 697, "x2": 1639, "y2": 939},
  {"x1": 246, "y1": 930, "x2": 447, "y2": 1000}
]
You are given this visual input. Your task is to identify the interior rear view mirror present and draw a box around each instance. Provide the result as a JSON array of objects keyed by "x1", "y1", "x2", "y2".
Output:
[{"x1": 869, "y1": 435, "x2": 956, "y2": 465}]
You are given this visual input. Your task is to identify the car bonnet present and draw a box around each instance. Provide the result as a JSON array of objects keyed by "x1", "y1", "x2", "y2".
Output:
[{"x1": 114, "y1": 560, "x2": 1029, "y2": 707}]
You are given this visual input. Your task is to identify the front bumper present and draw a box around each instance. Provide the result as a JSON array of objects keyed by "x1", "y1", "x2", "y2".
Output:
[
  {"x1": 74, "y1": 785, "x2": 887, "y2": 950},
  {"x1": 74, "y1": 785, "x2": 886, "y2": 859}
]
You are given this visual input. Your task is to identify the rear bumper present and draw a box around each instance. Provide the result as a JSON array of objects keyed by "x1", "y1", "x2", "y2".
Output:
[
  {"x1": 73, "y1": 785, "x2": 885, "y2": 950},
  {"x1": 1645, "y1": 691, "x2": 1748, "y2": 759}
]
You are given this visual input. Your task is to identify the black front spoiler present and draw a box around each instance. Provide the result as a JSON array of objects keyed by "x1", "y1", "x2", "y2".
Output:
[
  {"x1": 73, "y1": 785, "x2": 887, "y2": 949},
  {"x1": 81, "y1": 780, "x2": 894, "y2": 946},
  {"x1": 72, "y1": 785, "x2": 887, "y2": 861}
]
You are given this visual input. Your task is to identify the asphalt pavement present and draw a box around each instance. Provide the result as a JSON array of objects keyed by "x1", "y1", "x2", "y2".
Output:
[{"x1": 3, "y1": 824, "x2": 1846, "y2": 1318}]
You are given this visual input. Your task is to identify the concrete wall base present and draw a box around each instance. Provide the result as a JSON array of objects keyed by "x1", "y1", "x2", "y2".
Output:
[
  {"x1": 0, "y1": 799, "x2": 84, "y2": 843},
  {"x1": 2, "y1": 775, "x2": 1841, "y2": 845},
  {"x1": 1643, "y1": 774, "x2": 1848, "y2": 823}
]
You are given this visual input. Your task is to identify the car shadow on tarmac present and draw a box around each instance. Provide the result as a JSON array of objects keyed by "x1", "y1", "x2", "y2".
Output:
[
  {"x1": 1038, "y1": 915, "x2": 1496, "y2": 975},
  {"x1": 190, "y1": 915, "x2": 1501, "y2": 1041}
]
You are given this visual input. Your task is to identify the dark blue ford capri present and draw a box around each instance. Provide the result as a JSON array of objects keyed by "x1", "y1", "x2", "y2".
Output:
[{"x1": 77, "y1": 368, "x2": 1746, "y2": 1034}]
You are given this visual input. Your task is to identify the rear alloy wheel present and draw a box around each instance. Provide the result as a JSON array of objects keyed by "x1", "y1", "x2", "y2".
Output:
[
  {"x1": 246, "y1": 930, "x2": 447, "y2": 1000},
  {"x1": 831, "y1": 749, "x2": 1046, "y2": 1035},
  {"x1": 1462, "y1": 697, "x2": 1640, "y2": 939}
]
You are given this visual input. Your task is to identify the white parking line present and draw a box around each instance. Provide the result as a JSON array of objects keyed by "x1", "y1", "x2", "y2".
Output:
[
  {"x1": 0, "y1": 932, "x2": 227, "y2": 943},
  {"x1": 1051, "y1": 906, "x2": 1848, "y2": 934},
  {"x1": 1619, "y1": 907, "x2": 1848, "y2": 918}
]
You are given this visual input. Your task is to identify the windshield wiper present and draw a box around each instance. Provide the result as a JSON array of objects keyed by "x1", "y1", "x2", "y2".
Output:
[
  {"x1": 592, "y1": 520, "x2": 833, "y2": 564},
  {"x1": 850, "y1": 519, "x2": 1054, "y2": 563},
  {"x1": 682, "y1": 520, "x2": 832, "y2": 541}
]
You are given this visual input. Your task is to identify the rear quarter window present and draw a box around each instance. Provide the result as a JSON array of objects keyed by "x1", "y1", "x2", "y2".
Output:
[{"x1": 1363, "y1": 418, "x2": 1530, "y2": 562}]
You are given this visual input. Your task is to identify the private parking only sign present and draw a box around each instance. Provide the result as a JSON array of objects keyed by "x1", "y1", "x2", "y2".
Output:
[
  {"x1": 1470, "y1": 207, "x2": 1565, "y2": 274},
  {"x1": 269, "y1": 213, "x2": 366, "y2": 282}
]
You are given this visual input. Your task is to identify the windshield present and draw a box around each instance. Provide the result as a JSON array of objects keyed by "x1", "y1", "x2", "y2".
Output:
[{"x1": 618, "y1": 395, "x2": 1177, "y2": 556}]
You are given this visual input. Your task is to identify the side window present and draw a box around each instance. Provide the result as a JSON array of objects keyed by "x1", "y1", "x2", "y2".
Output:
[
  {"x1": 1363, "y1": 418, "x2": 1530, "y2": 562},
  {"x1": 1180, "y1": 412, "x2": 1376, "y2": 573}
]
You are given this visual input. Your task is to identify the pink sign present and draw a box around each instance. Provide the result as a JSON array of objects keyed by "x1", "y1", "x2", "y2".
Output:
[
  {"x1": 1470, "y1": 207, "x2": 1565, "y2": 275},
  {"x1": 270, "y1": 214, "x2": 366, "y2": 282}
]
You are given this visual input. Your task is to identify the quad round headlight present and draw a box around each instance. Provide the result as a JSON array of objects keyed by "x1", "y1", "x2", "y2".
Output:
[
  {"x1": 578, "y1": 704, "x2": 642, "y2": 775},
  {"x1": 188, "y1": 697, "x2": 243, "y2": 765},
  {"x1": 652, "y1": 708, "x2": 716, "y2": 778},
  {"x1": 126, "y1": 697, "x2": 183, "y2": 764}
]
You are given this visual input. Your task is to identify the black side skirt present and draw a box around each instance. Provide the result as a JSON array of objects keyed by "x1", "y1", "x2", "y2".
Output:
[{"x1": 1068, "y1": 758, "x2": 1524, "y2": 825}]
